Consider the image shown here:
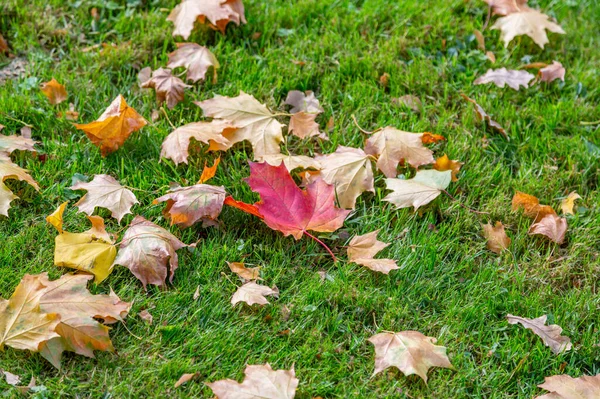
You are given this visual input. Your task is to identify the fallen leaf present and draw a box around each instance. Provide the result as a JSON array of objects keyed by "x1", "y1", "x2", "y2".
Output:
[
  {"x1": 392, "y1": 95, "x2": 422, "y2": 112},
  {"x1": 113, "y1": 216, "x2": 187, "y2": 289},
  {"x1": 529, "y1": 214, "x2": 567, "y2": 244},
  {"x1": 260, "y1": 153, "x2": 322, "y2": 172},
  {"x1": 379, "y1": 72, "x2": 390, "y2": 87},
  {"x1": 461, "y1": 94, "x2": 508, "y2": 139},
  {"x1": 507, "y1": 314, "x2": 571, "y2": 354},
  {"x1": 384, "y1": 170, "x2": 451, "y2": 210},
  {"x1": 474, "y1": 68, "x2": 535, "y2": 90},
  {"x1": 46, "y1": 202, "x2": 118, "y2": 283},
  {"x1": 1, "y1": 370, "x2": 20, "y2": 385},
  {"x1": 140, "y1": 68, "x2": 190, "y2": 109},
  {"x1": 474, "y1": 29, "x2": 485, "y2": 50},
  {"x1": 315, "y1": 146, "x2": 374, "y2": 209},
  {"x1": 433, "y1": 154, "x2": 463, "y2": 182},
  {"x1": 74, "y1": 95, "x2": 147, "y2": 156},
  {"x1": 231, "y1": 282, "x2": 279, "y2": 306},
  {"x1": 539, "y1": 61, "x2": 566, "y2": 83},
  {"x1": 228, "y1": 261, "x2": 260, "y2": 280},
  {"x1": 484, "y1": 0, "x2": 530, "y2": 15},
  {"x1": 64, "y1": 103, "x2": 79, "y2": 120},
  {"x1": 175, "y1": 372, "x2": 198, "y2": 388},
  {"x1": 512, "y1": 191, "x2": 556, "y2": 222},
  {"x1": 0, "y1": 155, "x2": 39, "y2": 217},
  {"x1": 535, "y1": 373, "x2": 600, "y2": 399},
  {"x1": 288, "y1": 112, "x2": 321, "y2": 139},
  {"x1": 138, "y1": 310, "x2": 153, "y2": 325},
  {"x1": 561, "y1": 191, "x2": 580, "y2": 215},
  {"x1": 15, "y1": 376, "x2": 37, "y2": 395},
  {"x1": 243, "y1": 162, "x2": 350, "y2": 240},
  {"x1": 421, "y1": 132, "x2": 446, "y2": 144},
  {"x1": 207, "y1": 364, "x2": 298, "y2": 398},
  {"x1": 284, "y1": 90, "x2": 323, "y2": 114},
  {"x1": 70, "y1": 174, "x2": 138, "y2": 223},
  {"x1": 0, "y1": 132, "x2": 36, "y2": 157},
  {"x1": 193, "y1": 286, "x2": 200, "y2": 300},
  {"x1": 199, "y1": 157, "x2": 220, "y2": 183},
  {"x1": 224, "y1": 195, "x2": 263, "y2": 218},
  {"x1": 138, "y1": 66, "x2": 152, "y2": 86},
  {"x1": 365, "y1": 127, "x2": 434, "y2": 178},
  {"x1": 368, "y1": 330, "x2": 453, "y2": 383},
  {"x1": 167, "y1": 43, "x2": 219, "y2": 83},
  {"x1": 160, "y1": 120, "x2": 235, "y2": 165},
  {"x1": 0, "y1": 33, "x2": 8, "y2": 53},
  {"x1": 153, "y1": 184, "x2": 226, "y2": 228},
  {"x1": 40, "y1": 78, "x2": 67, "y2": 105},
  {"x1": 486, "y1": 51, "x2": 496, "y2": 63},
  {"x1": 347, "y1": 230, "x2": 398, "y2": 274},
  {"x1": 196, "y1": 92, "x2": 283, "y2": 160},
  {"x1": 482, "y1": 221, "x2": 511, "y2": 253},
  {"x1": 167, "y1": 0, "x2": 246, "y2": 39},
  {"x1": 492, "y1": 9, "x2": 565, "y2": 49}
]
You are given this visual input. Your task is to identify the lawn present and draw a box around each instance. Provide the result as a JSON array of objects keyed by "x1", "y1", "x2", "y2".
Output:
[{"x1": 1, "y1": 0, "x2": 599, "y2": 397}]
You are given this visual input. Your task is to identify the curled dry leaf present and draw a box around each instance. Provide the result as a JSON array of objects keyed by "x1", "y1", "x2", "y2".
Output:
[
  {"x1": 46, "y1": 202, "x2": 117, "y2": 283},
  {"x1": 40, "y1": 78, "x2": 67, "y2": 105},
  {"x1": 153, "y1": 184, "x2": 226, "y2": 228},
  {"x1": 0, "y1": 132, "x2": 36, "y2": 157},
  {"x1": 507, "y1": 314, "x2": 571, "y2": 354},
  {"x1": 365, "y1": 127, "x2": 434, "y2": 178},
  {"x1": 474, "y1": 68, "x2": 535, "y2": 90},
  {"x1": 167, "y1": 0, "x2": 246, "y2": 39},
  {"x1": 231, "y1": 282, "x2": 278, "y2": 306},
  {"x1": 561, "y1": 191, "x2": 580, "y2": 215},
  {"x1": 167, "y1": 43, "x2": 219, "y2": 83},
  {"x1": 138, "y1": 309, "x2": 153, "y2": 325},
  {"x1": 228, "y1": 261, "x2": 260, "y2": 280},
  {"x1": 384, "y1": 170, "x2": 451, "y2": 211},
  {"x1": 74, "y1": 95, "x2": 147, "y2": 156},
  {"x1": 368, "y1": 330, "x2": 453, "y2": 383},
  {"x1": 512, "y1": 191, "x2": 556, "y2": 222},
  {"x1": 207, "y1": 363, "x2": 298, "y2": 399},
  {"x1": 140, "y1": 68, "x2": 190, "y2": 110},
  {"x1": 492, "y1": 9, "x2": 565, "y2": 49},
  {"x1": 461, "y1": 94, "x2": 508, "y2": 139},
  {"x1": 482, "y1": 221, "x2": 511, "y2": 253},
  {"x1": 529, "y1": 214, "x2": 567, "y2": 244},
  {"x1": 70, "y1": 174, "x2": 138, "y2": 223},
  {"x1": 113, "y1": 216, "x2": 187, "y2": 289},
  {"x1": 535, "y1": 373, "x2": 600, "y2": 399},
  {"x1": 0, "y1": 136, "x2": 39, "y2": 217},
  {"x1": 175, "y1": 372, "x2": 198, "y2": 388},
  {"x1": 539, "y1": 61, "x2": 566, "y2": 83},
  {"x1": 433, "y1": 154, "x2": 463, "y2": 182},
  {"x1": 347, "y1": 230, "x2": 398, "y2": 274},
  {"x1": 196, "y1": 91, "x2": 283, "y2": 160},
  {"x1": 160, "y1": 120, "x2": 235, "y2": 165},
  {"x1": 260, "y1": 153, "x2": 322, "y2": 172},
  {"x1": 484, "y1": 0, "x2": 530, "y2": 16},
  {"x1": 315, "y1": 146, "x2": 374, "y2": 209}
]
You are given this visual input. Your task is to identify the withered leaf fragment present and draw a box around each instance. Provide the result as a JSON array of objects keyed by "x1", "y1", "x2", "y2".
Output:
[
  {"x1": 113, "y1": 216, "x2": 187, "y2": 289},
  {"x1": 228, "y1": 262, "x2": 260, "y2": 281},
  {"x1": 207, "y1": 364, "x2": 298, "y2": 399},
  {"x1": 141, "y1": 68, "x2": 190, "y2": 109},
  {"x1": 461, "y1": 94, "x2": 508, "y2": 139},
  {"x1": 529, "y1": 214, "x2": 567, "y2": 244},
  {"x1": 167, "y1": 43, "x2": 219, "y2": 83},
  {"x1": 368, "y1": 330, "x2": 453, "y2": 383},
  {"x1": 433, "y1": 154, "x2": 463, "y2": 182},
  {"x1": 507, "y1": 314, "x2": 571, "y2": 354},
  {"x1": 0, "y1": 144, "x2": 39, "y2": 217},
  {"x1": 231, "y1": 282, "x2": 278, "y2": 306},
  {"x1": 561, "y1": 191, "x2": 580, "y2": 215},
  {"x1": 482, "y1": 222, "x2": 511, "y2": 253},
  {"x1": 538, "y1": 61, "x2": 566, "y2": 83},
  {"x1": 74, "y1": 95, "x2": 147, "y2": 156},
  {"x1": 347, "y1": 230, "x2": 398, "y2": 274},
  {"x1": 70, "y1": 174, "x2": 138, "y2": 223},
  {"x1": 474, "y1": 68, "x2": 535, "y2": 90},
  {"x1": 40, "y1": 78, "x2": 67, "y2": 105},
  {"x1": 153, "y1": 184, "x2": 226, "y2": 228}
]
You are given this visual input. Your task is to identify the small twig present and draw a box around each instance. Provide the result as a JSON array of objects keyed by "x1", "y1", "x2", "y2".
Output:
[
  {"x1": 351, "y1": 114, "x2": 373, "y2": 135},
  {"x1": 303, "y1": 231, "x2": 337, "y2": 261},
  {"x1": 160, "y1": 107, "x2": 176, "y2": 129},
  {"x1": 580, "y1": 120, "x2": 600, "y2": 126},
  {"x1": 442, "y1": 189, "x2": 489, "y2": 215},
  {"x1": 120, "y1": 320, "x2": 142, "y2": 340},
  {"x1": 0, "y1": 113, "x2": 33, "y2": 127}
]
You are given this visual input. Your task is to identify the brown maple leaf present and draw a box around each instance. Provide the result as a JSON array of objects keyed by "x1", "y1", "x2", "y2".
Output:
[
  {"x1": 474, "y1": 68, "x2": 535, "y2": 90},
  {"x1": 482, "y1": 221, "x2": 511, "y2": 253},
  {"x1": 535, "y1": 373, "x2": 600, "y2": 399},
  {"x1": 0, "y1": 132, "x2": 36, "y2": 157},
  {"x1": 529, "y1": 214, "x2": 567, "y2": 244},
  {"x1": 140, "y1": 68, "x2": 190, "y2": 109},
  {"x1": 538, "y1": 61, "x2": 566, "y2": 83},
  {"x1": 0, "y1": 154, "x2": 40, "y2": 217},
  {"x1": 167, "y1": 43, "x2": 219, "y2": 83},
  {"x1": 368, "y1": 330, "x2": 453, "y2": 383},
  {"x1": 70, "y1": 174, "x2": 138, "y2": 223},
  {"x1": 153, "y1": 184, "x2": 226, "y2": 228},
  {"x1": 347, "y1": 230, "x2": 399, "y2": 274},
  {"x1": 288, "y1": 112, "x2": 322, "y2": 139},
  {"x1": 228, "y1": 261, "x2": 260, "y2": 281},
  {"x1": 231, "y1": 282, "x2": 278, "y2": 306},
  {"x1": 113, "y1": 216, "x2": 187, "y2": 289},
  {"x1": 364, "y1": 127, "x2": 434, "y2": 177},
  {"x1": 207, "y1": 364, "x2": 298, "y2": 398},
  {"x1": 40, "y1": 78, "x2": 67, "y2": 105},
  {"x1": 507, "y1": 314, "x2": 571, "y2": 354},
  {"x1": 167, "y1": 0, "x2": 246, "y2": 39},
  {"x1": 512, "y1": 191, "x2": 556, "y2": 222},
  {"x1": 74, "y1": 95, "x2": 147, "y2": 156}
]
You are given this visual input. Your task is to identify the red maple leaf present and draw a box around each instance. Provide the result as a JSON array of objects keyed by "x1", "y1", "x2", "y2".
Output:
[{"x1": 226, "y1": 162, "x2": 350, "y2": 259}]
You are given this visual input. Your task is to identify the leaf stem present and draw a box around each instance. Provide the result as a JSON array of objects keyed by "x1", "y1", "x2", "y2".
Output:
[
  {"x1": 303, "y1": 231, "x2": 336, "y2": 261},
  {"x1": 442, "y1": 189, "x2": 489, "y2": 215},
  {"x1": 580, "y1": 120, "x2": 600, "y2": 126},
  {"x1": 160, "y1": 107, "x2": 176, "y2": 129},
  {"x1": 351, "y1": 114, "x2": 373, "y2": 134}
]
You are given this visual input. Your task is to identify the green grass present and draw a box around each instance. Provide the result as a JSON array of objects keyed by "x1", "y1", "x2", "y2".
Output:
[{"x1": 1, "y1": 0, "x2": 599, "y2": 397}]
